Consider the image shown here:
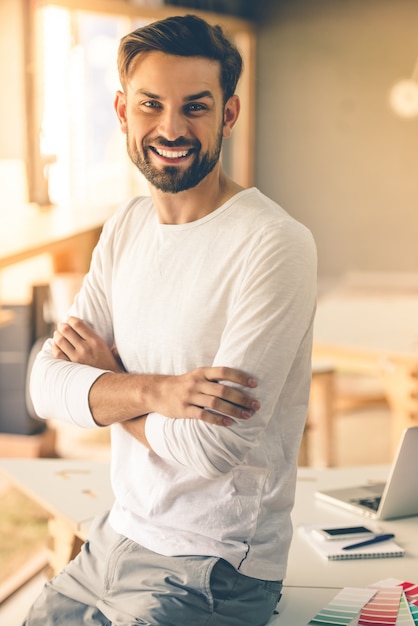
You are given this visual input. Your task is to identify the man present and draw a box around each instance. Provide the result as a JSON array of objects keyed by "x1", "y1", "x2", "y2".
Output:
[{"x1": 25, "y1": 14, "x2": 317, "y2": 626}]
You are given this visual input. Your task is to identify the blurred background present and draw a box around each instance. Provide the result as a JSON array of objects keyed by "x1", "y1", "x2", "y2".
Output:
[{"x1": 1, "y1": 0, "x2": 418, "y2": 618}]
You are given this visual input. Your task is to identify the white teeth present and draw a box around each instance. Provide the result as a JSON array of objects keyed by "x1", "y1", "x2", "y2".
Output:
[{"x1": 155, "y1": 148, "x2": 189, "y2": 159}]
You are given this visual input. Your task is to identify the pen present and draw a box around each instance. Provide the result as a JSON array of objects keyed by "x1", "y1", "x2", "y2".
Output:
[{"x1": 342, "y1": 533, "x2": 395, "y2": 551}]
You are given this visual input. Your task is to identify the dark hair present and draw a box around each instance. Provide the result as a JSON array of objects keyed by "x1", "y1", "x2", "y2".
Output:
[{"x1": 117, "y1": 14, "x2": 243, "y2": 102}]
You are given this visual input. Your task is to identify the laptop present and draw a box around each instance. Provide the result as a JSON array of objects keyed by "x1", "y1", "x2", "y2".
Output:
[{"x1": 315, "y1": 426, "x2": 418, "y2": 520}]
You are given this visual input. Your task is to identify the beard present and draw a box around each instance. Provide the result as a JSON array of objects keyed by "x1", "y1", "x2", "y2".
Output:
[{"x1": 126, "y1": 126, "x2": 224, "y2": 194}]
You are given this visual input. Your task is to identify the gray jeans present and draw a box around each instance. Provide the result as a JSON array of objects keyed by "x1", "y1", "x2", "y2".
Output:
[{"x1": 23, "y1": 512, "x2": 282, "y2": 625}]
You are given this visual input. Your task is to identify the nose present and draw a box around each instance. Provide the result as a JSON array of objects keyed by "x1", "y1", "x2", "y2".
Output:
[{"x1": 157, "y1": 106, "x2": 188, "y2": 141}]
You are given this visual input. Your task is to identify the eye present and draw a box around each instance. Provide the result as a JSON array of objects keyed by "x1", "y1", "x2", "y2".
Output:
[
  {"x1": 185, "y1": 102, "x2": 207, "y2": 115},
  {"x1": 142, "y1": 100, "x2": 161, "y2": 110}
]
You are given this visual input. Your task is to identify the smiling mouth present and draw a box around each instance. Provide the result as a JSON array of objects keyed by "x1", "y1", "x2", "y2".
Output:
[{"x1": 151, "y1": 146, "x2": 194, "y2": 160}]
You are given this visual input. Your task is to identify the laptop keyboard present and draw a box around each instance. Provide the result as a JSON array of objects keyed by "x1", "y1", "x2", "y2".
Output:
[{"x1": 355, "y1": 496, "x2": 381, "y2": 511}]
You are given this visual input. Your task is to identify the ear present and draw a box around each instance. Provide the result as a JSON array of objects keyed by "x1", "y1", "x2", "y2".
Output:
[
  {"x1": 223, "y1": 95, "x2": 240, "y2": 138},
  {"x1": 114, "y1": 90, "x2": 128, "y2": 134}
]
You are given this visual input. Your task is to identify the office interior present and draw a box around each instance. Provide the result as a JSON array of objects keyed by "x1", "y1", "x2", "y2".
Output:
[{"x1": 1, "y1": 0, "x2": 418, "y2": 616}]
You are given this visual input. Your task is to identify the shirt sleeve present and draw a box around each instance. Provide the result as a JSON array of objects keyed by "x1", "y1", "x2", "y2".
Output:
[
  {"x1": 30, "y1": 339, "x2": 109, "y2": 428},
  {"x1": 29, "y1": 207, "x2": 119, "y2": 428},
  {"x1": 145, "y1": 219, "x2": 317, "y2": 479}
]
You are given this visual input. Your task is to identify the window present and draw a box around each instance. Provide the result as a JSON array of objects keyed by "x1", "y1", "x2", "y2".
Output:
[{"x1": 36, "y1": 5, "x2": 149, "y2": 211}]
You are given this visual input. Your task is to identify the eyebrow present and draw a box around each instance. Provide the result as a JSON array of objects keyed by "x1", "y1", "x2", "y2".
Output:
[
  {"x1": 135, "y1": 89, "x2": 215, "y2": 102},
  {"x1": 184, "y1": 90, "x2": 215, "y2": 102}
]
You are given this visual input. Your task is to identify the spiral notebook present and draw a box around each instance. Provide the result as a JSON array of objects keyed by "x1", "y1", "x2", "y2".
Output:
[{"x1": 299, "y1": 524, "x2": 405, "y2": 560}]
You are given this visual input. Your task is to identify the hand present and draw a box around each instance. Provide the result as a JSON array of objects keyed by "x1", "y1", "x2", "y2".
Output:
[
  {"x1": 52, "y1": 316, "x2": 124, "y2": 373},
  {"x1": 53, "y1": 318, "x2": 260, "y2": 427},
  {"x1": 120, "y1": 365, "x2": 260, "y2": 445},
  {"x1": 149, "y1": 367, "x2": 260, "y2": 426}
]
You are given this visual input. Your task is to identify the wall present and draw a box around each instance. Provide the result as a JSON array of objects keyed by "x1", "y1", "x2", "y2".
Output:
[
  {"x1": 256, "y1": 0, "x2": 418, "y2": 279},
  {"x1": 3, "y1": 0, "x2": 418, "y2": 280}
]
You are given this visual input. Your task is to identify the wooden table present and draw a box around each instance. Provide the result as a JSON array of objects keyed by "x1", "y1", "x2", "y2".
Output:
[
  {"x1": 304, "y1": 362, "x2": 336, "y2": 467},
  {"x1": 314, "y1": 278, "x2": 418, "y2": 456},
  {"x1": 0, "y1": 458, "x2": 114, "y2": 576},
  {"x1": 0, "y1": 203, "x2": 116, "y2": 274}
]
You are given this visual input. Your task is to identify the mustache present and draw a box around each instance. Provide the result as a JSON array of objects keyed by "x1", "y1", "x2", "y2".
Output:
[{"x1": 145, "y1": 137, "x2": 200, "y2": 150}]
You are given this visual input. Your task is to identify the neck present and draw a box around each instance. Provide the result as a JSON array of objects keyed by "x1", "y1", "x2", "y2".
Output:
[{"x1": 148, "y1": 165, "x2": 245, "y2": 225}]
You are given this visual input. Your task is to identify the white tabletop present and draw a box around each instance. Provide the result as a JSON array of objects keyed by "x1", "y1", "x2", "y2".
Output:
[
  {"x1": 269, "y1": 586, "x2": 342, "y2": 625},
  {"x1": 287, "y1": 465, "x2": 418, "y2": 588},
  {"x1": 0, "y1": 458, "x2": 114, "y2": 533},
  {"x1": 1, "y1": 459, "x2": 417, "y2": 625}
]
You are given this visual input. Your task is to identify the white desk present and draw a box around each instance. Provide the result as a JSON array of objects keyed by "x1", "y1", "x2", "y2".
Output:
[
  {"x1": 1, "y1": 460, "x2": 417, "y2": 625},
  {"x1": 288, "y1": 465, "x2": 418, "y2": 588},
  {"x1": 269, "y1": 587, "x2": 345, "y2": 625},
  {"x1": 274, "y1": 465, "x2": 418, "y2": 623},
  {"x1": 0, "y1": 459, "x2": 114, "y2": 575}
]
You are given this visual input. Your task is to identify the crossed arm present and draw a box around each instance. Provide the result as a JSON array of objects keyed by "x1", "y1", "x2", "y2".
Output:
[{"x1": 52, "y1": 317, "x2": 260, "y2": 449}]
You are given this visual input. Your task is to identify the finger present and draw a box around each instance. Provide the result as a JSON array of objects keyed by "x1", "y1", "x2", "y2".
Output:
[
  {"x1": 57, "y1": 321, "x2": 96, "y2": 355},
  {"x1": 57, "y1": 321, "x2": 84, "y2": 345},
  {"x1": 65, "y1": 317, "x2": 93, "y2": 341},
  {"x1": 200, "y1": 381, "x2": 260, "y2": 412},
  {"x1": 51, "y1": 342, "x2": 70, "y2": 361},
  {"x1": 53, "y1": 330, "x2": 78, "y2": 357},
  {"x1": 187, "y1": 405, "x2": 234, "y2": 427},
  {"x1": 205, "y1": 366, "x2": 257, "y2": 389},
  {"x1": 194, "y1": 392, "x2": 255, "y2": 420}
]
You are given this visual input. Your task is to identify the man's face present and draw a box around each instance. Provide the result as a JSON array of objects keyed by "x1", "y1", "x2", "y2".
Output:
[{"x1": 116, "y1": 52, "x2": 229, "y2": 193}]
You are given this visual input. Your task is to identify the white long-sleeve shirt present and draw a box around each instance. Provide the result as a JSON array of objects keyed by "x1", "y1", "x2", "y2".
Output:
[{"x1": 31, "y1": 188, "x2": 317, "y2": 581}]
